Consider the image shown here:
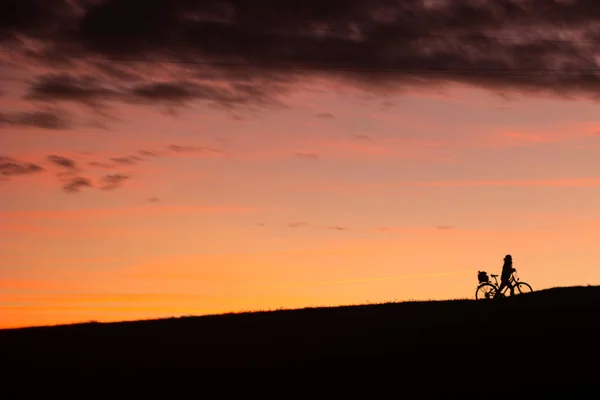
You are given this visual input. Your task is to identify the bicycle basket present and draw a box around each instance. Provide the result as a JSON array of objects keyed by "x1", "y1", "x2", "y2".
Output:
[{"x1": 477, "y1": 271, "x2": 489, "y2": 283}]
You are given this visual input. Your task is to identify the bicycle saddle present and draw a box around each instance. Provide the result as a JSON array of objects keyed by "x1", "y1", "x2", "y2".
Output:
[{"x1": 490, "y1": 274, "x2": 498, "y2": 277}]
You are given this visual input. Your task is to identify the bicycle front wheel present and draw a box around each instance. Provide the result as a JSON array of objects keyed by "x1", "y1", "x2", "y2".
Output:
[
  {"x1": 476, "y1": 283, "x2": 497, "y2": 300},
  {"x1": 513, "y1": 282, "x2": 533, "y2": 295}
]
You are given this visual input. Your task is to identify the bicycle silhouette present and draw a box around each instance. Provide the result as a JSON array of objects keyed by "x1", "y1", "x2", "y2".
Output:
[{"x1": 475, "y1": 269, "x2": 533, "y2": 300}]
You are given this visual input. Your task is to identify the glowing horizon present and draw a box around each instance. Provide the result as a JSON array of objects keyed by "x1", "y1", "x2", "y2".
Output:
[
  {"x1": 3, "y1": 0, "x2": 600, "y2": 329},
  {"x1": 3, "y1": 86, "x2": 600, "y2": 328}
]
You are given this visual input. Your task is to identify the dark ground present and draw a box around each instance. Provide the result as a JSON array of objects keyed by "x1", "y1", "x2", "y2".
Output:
[{"x1": 2, "y1": 286, "x2": 599, "y2": 398}]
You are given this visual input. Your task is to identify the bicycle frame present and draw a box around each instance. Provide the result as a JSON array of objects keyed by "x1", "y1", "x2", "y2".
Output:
[{"x1": 489, "y1": 273, "x2": 518, "y2": 295}]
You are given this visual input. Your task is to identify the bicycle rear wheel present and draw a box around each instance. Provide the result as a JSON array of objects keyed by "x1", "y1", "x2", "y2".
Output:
[
  {"x1": 476, "y1": 283, "x2": 497, "y2": 300},
  {"x1": 513, "y1": 282, "x2": 533, "y2": 295}
]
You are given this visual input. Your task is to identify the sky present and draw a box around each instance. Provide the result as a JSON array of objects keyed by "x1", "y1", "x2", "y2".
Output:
[{"x1": 2, "y1": 0, "x2": 600, "y2": 329}]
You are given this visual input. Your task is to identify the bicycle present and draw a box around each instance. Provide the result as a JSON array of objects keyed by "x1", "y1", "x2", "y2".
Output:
[{"x1": 475, "y1": 269, "x2": 533, "y2": 300}]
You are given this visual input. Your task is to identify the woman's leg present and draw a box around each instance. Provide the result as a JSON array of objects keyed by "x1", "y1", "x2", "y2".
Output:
[{"x1": 495, "y1": 281, "x2": 507, "y2": 298}]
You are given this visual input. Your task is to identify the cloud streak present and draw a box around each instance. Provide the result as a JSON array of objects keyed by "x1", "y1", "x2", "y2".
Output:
[
  {"x1": 110, "y1": 156, "x2": 143, "y2": 165},
  {"x1": 0, "y1": 109, "x2": 71, "y2": 130},
  {"x1": 23, "y1": 72, "x2": 283, "y2": 111}
]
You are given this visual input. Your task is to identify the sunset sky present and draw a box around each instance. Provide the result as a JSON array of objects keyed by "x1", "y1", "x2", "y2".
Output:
[{"x1": 2, "y1": 0, "x2": 600, "y2": 329}]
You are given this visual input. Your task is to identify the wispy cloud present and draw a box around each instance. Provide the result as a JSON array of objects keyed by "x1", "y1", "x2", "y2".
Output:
[
  {"x1": 168, "y1": 144, "x2": 228, "y2": 156},
  {"x1": 2, "y1": 141, "x2": 234, "y2": 194},
  {"x1": 99, "y1": 174, "x2": 129, "y2": 190},
  {"x1": 110, "y1": 156, "x2": 143, "y2": 165},
  {"x1": 0, "y1": 109, "x2": 71, "y2": 130},
  {"x1": 47, "y1": 155, "x2": 77, "y2": 170},
  {"x1": 139, "y1": 150, "x2": 162, "y2": 157},
  {"x1": 62, "y1": 176, "x2": 92, "y2": 193},
  {"x1": 88, "y1": 161, "x2": 115, "y2": 169},
  {"x1": 0, "y1": 156, "x2": 45, "y2": 178}
]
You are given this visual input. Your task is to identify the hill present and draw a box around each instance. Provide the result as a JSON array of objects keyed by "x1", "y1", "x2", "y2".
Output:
[{"x1": 2, "y1": 286, "x2": 599, "y2": 397}]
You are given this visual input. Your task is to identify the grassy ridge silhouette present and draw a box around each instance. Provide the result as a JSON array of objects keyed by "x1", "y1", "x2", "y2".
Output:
[{"x1": 2, "y1": 285, "x2": 599, "y2": 396}]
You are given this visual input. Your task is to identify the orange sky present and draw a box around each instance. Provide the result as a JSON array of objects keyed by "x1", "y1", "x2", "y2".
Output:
[{"x1": 3, "y1": 79, "x2": 600, "y2": 329}]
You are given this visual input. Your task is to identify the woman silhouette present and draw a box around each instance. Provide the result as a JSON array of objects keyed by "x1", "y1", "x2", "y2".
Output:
[{"x1": 495, "y1": 254, "x2": 516, "y2": 298}]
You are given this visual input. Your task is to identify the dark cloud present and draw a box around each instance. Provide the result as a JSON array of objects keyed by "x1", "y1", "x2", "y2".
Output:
[
  {"x1": 99, "y1": 174, "x2": 129, "y2": 190},
  {"x1": 147, "y1": 197, "x2": 160, "y2": 202},
  {"x1": 110, "y1": 155, "x2": 143, "y2": 165},
  {"x1": 88, "y1": 161, "x2": 115, "y2": 169},
  {"x1": 47, "y1": 154, "x2": 77, "y2": 170},
  {"x1": 0, "y1": 0, "x2": 73, "y2": 43},
  {"x1": 5, "y1": 0, "x2": 600, "y2": 108},
  {"x1": 327, "y1": 226, "x2": 347, "y2": 231},
  {"x1": 139, "y1": 150, "x2": 161, "y2": 157},
  {"x1": 288, "y1": 222, "x2": 308, "y2": 228},
  {"x1": 62, "y1": 176, "x2": 92, "y2": 193},
  {"x1": 436, "y1": 225, "x2": 455, "y2": 230},
  {"x1": 128, "y1": 81, "x2": 276, "y2": 107},
  {"x1": 89, "y1": 155, "x2": 145, "y2": 168},
  {"x1": 0, "y1": 156, "x2": 45, "y2": 177},
  {"x1": 0, "y1": 109, "x2": 71, "y2": 130},
  {"x1": 24, "y1": 73, "x2": 283, "y2": 110},
  {"x1": 25, "y1": 73, "x2": 120, "y2": 105},
  {"x1": 92, "y1": 61, "x2": 144, "y2": 82},
  {"x1": 294, "y1": 152, "x2": 319, "y2": 160}
]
